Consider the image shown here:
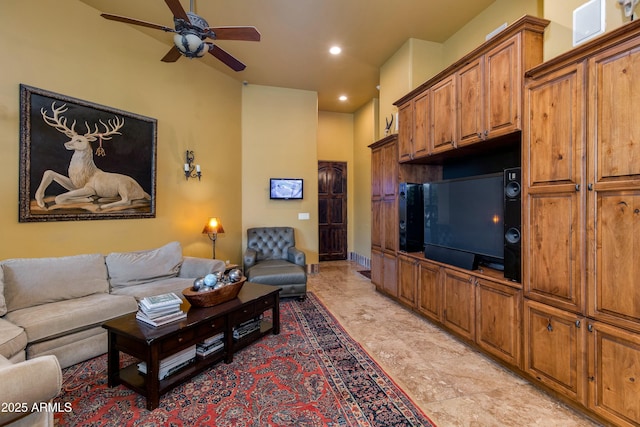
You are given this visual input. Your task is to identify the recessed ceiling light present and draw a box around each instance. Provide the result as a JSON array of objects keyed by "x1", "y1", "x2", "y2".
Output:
[
  {"x1": 339, "y1": 95, "x2": 347, "y2": 101},
  {"x1": 329, "y1": 46, "x2": 342, "y2": 55}
]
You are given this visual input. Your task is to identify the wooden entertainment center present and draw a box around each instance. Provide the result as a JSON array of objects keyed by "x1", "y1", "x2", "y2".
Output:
[{"x1": 370, "y1": 15, "x2": 640, "y2": 427}]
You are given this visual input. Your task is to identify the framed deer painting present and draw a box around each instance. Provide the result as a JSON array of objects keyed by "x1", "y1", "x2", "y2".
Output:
[{"x1": 19, "y1": 85, "x2": 157, "y2": 222}]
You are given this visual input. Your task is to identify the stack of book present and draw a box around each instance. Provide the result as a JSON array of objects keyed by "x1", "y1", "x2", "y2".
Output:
[
  {"x1": 137, "y1": 345, "x2": 196, "y2": 380},
  {"x1": 136, "y1": 292, "x2": 186, "y2": 327},
  {"x1": 196, "y1": 332, "x2": 225, "y2": 358},
  {"x1": 232, "y1": 315, "x2": 263, "y2": 341}
]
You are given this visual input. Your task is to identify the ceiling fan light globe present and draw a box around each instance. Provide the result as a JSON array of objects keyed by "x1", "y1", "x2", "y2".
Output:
[{"x1": 174, "y1": 33, "x2": 207, "y2": 58}]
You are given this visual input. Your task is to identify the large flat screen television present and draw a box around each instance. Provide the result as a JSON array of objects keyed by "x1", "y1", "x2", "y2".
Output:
[
  {"x1": 270, "y1": 178, "x2": 303, "y2": 200},
  {"x1": 423, "y1": 172, "x2": 504, "y2": 269}
]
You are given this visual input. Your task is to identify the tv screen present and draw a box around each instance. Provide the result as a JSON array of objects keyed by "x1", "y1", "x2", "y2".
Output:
[
  {"x1": 270, "y1": 178, "x2": 303, "y2": 200},
  {"x1": 423, "y1": 173, "x2": 504, "y2": 266}
]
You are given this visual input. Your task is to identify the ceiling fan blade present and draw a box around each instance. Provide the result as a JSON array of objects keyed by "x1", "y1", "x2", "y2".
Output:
[
  {"x1": 161, "y1": 46, "x2": 183, "y2": 63},
  {"x1": 101, "y1": 13, "x2": 174, "y2": 32},
  {"x1": 209, "y1": 45, "x2": 246, "y2": 71},
  {"x1": 207, "y1": 26, "x2": 261, "y2": 41},
  {"x1": 164, "y1": 0, "x2": 189, "y2": 21}
]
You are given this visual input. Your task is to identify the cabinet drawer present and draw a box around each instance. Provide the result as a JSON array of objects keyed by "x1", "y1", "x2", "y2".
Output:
[
  {"x1": 230, "y1": 301, "x2": 257, "y2": 324},
  {"x1": 255, "y1": 296, "x2": 275, "y2": 311},
  {"x1": 194, "y1": 317, "x2": 226, "y2": 339},
  {"x1": 160, "y1": 328, "x2": 196, "y2": 353}
]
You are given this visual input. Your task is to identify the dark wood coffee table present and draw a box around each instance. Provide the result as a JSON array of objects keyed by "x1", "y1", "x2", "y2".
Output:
[{"x1": 102, "y1": 282, "x2": 280, "y2": 410}]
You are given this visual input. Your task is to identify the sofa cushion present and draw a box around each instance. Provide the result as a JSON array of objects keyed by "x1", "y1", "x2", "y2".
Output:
[
  {"x1": 4, "y1": 293, "x2": 137, "y2": 343},
  {"x1": 246, "y1": 259, "x2": 307, "y2": 285},
  {"x1": 1, "y1": 253, "x2": 109, "y2": 313},
  {"x1": 106, "y1": 241, "x2": 183, "y2": 289},
  {"x1": 110, "y1": 276, "x2": 195, "y2": 300},
  {"x1": 0, "y1": 266, "x2": 6, "y2": 316},
  {"x1": 0, "y1": 318, "x2": 27, "y2": 360}
]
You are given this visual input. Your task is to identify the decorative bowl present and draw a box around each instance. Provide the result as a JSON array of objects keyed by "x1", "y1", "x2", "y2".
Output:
[{"x1": 182, "y1": 277, "x2": 246, "y2": 307}]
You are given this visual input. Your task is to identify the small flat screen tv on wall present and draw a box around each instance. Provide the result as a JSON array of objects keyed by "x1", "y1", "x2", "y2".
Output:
[
  {"x1": 423, "y1": 172, "x2": 504, "y2": 269},
  {"x1": 270, "y1": 178, "x2": 303, "y2": 200}
]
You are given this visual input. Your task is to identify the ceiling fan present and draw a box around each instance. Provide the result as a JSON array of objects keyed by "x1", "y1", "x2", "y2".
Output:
[{"x1": 101, "y1": 0, "x2": 260, "y2": 71}]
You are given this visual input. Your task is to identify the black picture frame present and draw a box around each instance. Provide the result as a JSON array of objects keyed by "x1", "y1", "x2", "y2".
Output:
[{"x1": 19, "y1": 84, "x2": 157, "y2": 222}]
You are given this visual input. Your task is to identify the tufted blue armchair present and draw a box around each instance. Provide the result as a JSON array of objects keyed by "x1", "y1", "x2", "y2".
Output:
[{"x1": 243, "y1": 227, "x2": 307, "y2": 299}]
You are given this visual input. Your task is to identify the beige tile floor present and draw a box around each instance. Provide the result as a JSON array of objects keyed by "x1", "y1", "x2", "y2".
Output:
[{"x1": 308, "y1": 260, "x2": 603, "y2": 427}]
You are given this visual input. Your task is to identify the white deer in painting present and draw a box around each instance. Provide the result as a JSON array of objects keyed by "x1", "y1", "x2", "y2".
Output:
[{"x1": 35, "y1": 102, "x2": 151, "y2": 210}]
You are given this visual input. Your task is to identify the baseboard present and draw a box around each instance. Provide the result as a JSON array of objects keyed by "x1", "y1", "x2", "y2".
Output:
[{"x1": 348, "y1": 252, "x2": 371, "y2": 269}]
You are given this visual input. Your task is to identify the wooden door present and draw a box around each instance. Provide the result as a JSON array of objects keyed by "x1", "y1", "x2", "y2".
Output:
[
  {"x1": 485, "y1": 34, "x2": 521, "y2": 137},
  {"x1": 524, "y1": 299, "x2": 586, "y2": 404},
  {"x1": 431, "y1": 75, "x2": 456, "y2": 154},
  {"x1": 588, "y1": 40, "x2": 640, "y2": 332},
  {"x1": 523, "y1": 63, "x2": 586, "y2": 314},
  {"x1": 457, "y1": 57, "x2": 484, "y2": 146},
  {"x1": 587, "y1": 320, "x2": 640, "y2": 426},
  {"x1": 442, "y1": 268, "x2": 475, "y2": 340},
  {"x1": 318, "y1": 161, "x2": 347, "y2": 261},
  {"x1": 412, "y1": 90, "x2": 430, "y2": 159},
  {"x1": 417, "y1": 259, "x2": 441, "y2": 323},
  {"x1": 397, "y1": 255, "x2": 417, "y2": 307},
  {"x1": 476, "y1": 278, "x2": 522, "y2": 367},
  {"x1": 398, "y1": 101, "x2": 413, "y2": 162}
]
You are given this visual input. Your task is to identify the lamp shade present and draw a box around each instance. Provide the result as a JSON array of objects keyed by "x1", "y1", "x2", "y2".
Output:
[{"x1": 202, "y1": 217, "x2": 225, "y2": 234}]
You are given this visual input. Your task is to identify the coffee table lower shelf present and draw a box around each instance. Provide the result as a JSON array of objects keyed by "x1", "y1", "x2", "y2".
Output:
[{"x1": 103, "y1": 283, "x2": 280, "y2": 410}]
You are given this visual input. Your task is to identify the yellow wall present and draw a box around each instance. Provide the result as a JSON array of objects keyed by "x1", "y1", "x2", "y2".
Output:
[
  {"x1": 352, "y1": 99, "x2": 378, "y2": 258},
  {"x1": 0, "y1": 0, "x2": 243, "y2": 261},
  {"x1": 241, "y1": 85, "x2": 319, "y2": 265},
  {"x1": 318, "y1": 111, "x2": 355, "y2": 252}
]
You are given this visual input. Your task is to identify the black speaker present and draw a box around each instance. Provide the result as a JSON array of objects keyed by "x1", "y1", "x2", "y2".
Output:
[
  {"x1": 503, "y1": 167, "x2": 521, "y2": 282},
  {"x1": 399, "y1": 183, "x2": 424, "y2": 252}
]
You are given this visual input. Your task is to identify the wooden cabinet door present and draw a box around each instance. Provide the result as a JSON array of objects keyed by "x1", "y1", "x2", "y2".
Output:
[
  {"x1": 381, "y1": 142, "x2": 398, "y2": 198},
  {"x1": 371, "y1": 146, "x2": 382, "y2": 199},
  {"x1": 476, "y1": 278, "x2": 522, "y2": 367},
  {"x1": 412, "y1": 90, "x2": 430, "y2": 159},
  {"x1": 382, "y1": 198, "x2": 397, "y2": 253},
  {"x1": 587, "y1": 320, "x2": 640, "y2": 427},
  {"x1": 457, "y1": 57, "x2": 484, "y2": 146},
  {"x1": 383, "y1": 252, "x2": 398, "y2": 297},
  {"x1": 485, "y1": 34, "x2": 521, "y2": 138},
  {"x1": 417, "y1": 260, "x2": 441, "y2": 323},
  {"x1": 371, "y1": 249, "x2": 383, "y2": 291},
  {"x1": 398, "y1": 101, "x2": 413, "y2": 162},
  {"x1": 371, "y1": 199, "x2": 381, "y2": 250},
  {"x1": 524, "y1": 300, "x2": 586, "y2": 404},
  {"x1": 397, "y1": 255, "x2": 417, "y2": 307},
  {"x1": 587, "y1": 40, "x2": 640, "y2": 333},
  {"x1": 523, "y1": 63, "x2": 586, "y2": 314},
  {"x1": 525, "y1": 191, "x2": 584, "y2": 313},
  {"x1": 442, "y1": 268, "x2": 475, "y2": 341},
  {"x1": 431, "y1": 75, "x2": 456, "y2": 154}
]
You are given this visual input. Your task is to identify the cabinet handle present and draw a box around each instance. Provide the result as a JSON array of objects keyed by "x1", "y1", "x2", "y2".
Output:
[
  {"x1": 477, "y1": 132, "x2": 482, "y2": 139},
  {"x1": 483, "y1": 130, "x2": 489, "y2": 139},
  {"x1": 547, "y1": 320, "x2": 553, "y2": 332},
  {"x1": 588, "y1": 323, "x2": 593, "y2": 332},
  {"x1": 575, "y1": 184, "x2": 581, "y2": 192},
  {"x1": 575, "y1": 320, "x2": 581, "y2": 328},
  {"x1": 588, "y1": 183, "x2": 593, "y2": 191}
]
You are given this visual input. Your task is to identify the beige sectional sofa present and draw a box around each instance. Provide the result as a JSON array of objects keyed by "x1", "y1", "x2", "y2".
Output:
[{"x1": 0, "y1": 241, "x2": 224, "y2": 426}]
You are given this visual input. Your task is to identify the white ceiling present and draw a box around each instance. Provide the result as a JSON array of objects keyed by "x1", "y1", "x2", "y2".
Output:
[{"x1": 79, "y1": 0, "x2": 495, "y2": 113}]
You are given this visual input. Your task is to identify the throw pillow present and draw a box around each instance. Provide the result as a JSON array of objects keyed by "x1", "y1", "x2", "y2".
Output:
[{"x1": 106, "y1": 241, "x2": 183, "y2": 289}]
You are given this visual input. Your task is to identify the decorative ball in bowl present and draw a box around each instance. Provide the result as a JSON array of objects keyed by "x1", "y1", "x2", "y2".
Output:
[{"x1": 183, "y1": 276, "x2": 246, "y2": 307}]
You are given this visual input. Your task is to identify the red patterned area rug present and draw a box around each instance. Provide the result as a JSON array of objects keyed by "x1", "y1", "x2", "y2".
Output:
[{"x1": 54, "y1": 292, "x2": 435, "y2": 426}]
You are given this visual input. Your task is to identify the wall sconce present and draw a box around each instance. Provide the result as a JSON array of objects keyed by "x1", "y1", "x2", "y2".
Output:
[
  {"x1": 202, "y1": 217, "x2": 224, "y2": 259},
  {"x1": 184, "y1": 150, "x2": 201, "y2": 181}
]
